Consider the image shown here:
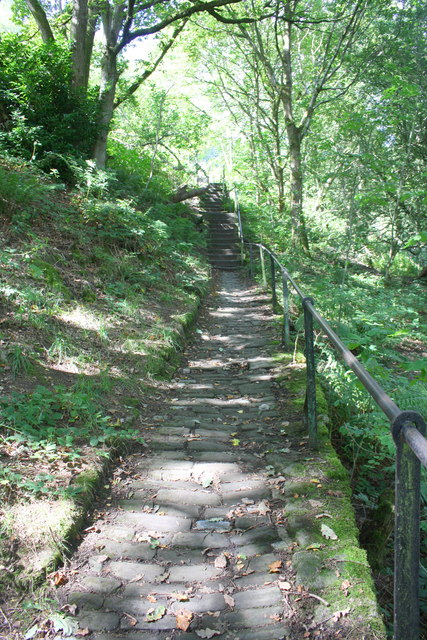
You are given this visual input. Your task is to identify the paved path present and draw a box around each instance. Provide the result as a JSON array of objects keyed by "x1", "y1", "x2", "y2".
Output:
[{"x1": 61, "y1": 271, "x2": 301, "y2": 639}]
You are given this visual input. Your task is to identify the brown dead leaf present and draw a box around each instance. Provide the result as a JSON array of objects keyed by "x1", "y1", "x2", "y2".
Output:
[
  {"x1": 129, "y1": 573, "x2": 145, "y2": 583},
  {"x1": 172, "y1": 592, "x2": 189, "y2": 602},
  {"x1": 332, "y1": 608, "x2": 351, "y2": 621},
  {"x1": 268, "y1": 560, "x2": 282, "y2": 573},
  {"x1": 147, "y1": 595, "x2": 157, "y2": 603},
  {"x1": 176, "y1": 609, "x2": 193, "y2": 631},
  {"x1": 48, "y1": 571, "x2": 68, "y2": 587},
  {"x1": 340, "y1": 580, "x2": 351, "y2": 596},
  {"x1": 76, "y1": 629, "x2": 91, "y2": 637}
]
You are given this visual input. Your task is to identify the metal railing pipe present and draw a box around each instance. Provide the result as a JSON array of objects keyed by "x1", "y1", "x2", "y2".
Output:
[
  {"x1": 282, "y1": 273, "x2": 290, "y2": 349},
  {"x1": 270, "y1": 254, "x2": 277, "y2": 307},
  {"x1": 303, "y1": 297, "x2": 318, "y2": 447},
  {"x1": 260, "y1": 246, "x2": 267, "y2": 287}
]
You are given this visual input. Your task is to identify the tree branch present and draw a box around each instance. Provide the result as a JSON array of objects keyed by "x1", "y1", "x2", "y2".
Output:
[
  {"x1": 117, "y1": 0, "x2": 243, "y2": 51},
  {"x1": 114, "y1": 20, "x2": 187, "y2": 108}
]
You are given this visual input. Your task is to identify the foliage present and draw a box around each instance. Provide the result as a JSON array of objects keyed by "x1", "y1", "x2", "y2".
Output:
[{"x1": 0, "y1": 33, "x2": 98, "y2": 171}]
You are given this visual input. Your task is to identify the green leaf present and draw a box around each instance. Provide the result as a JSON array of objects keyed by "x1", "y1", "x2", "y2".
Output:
[
  {"x1": 145, "y1": 605, "x2": 166, "y2": 622},
  {"x1": 51, "y1": 614, "x2": 79, "y2": 636}
]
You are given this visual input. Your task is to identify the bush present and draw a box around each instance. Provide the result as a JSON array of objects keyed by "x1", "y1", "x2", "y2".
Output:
[{"x1": 0, "y1": 33, "x2": 99, "y2": 172}]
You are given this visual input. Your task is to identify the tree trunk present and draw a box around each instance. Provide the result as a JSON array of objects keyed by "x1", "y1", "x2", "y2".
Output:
[
  {"x1": 287, "y1": 121, "x2": 310, "y2": 251},
  {"x1": 25, "y1": 0, "x2": 55, "y2": 42},
  {"x1": 70, "y1": 0, "x2": 89, "y2": 90},
  {"x1": 169, "y1": 185, "x2": 210, "y2": 203},
  {"x1": 93, "y1": 47, "x2": 118, "y2": 167},
  {"x1": 84, "y1": 9, "x2": 99, "y2": 89}
]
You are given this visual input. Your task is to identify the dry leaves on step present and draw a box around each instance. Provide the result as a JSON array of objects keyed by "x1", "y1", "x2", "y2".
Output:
[
  {"x1": 256, "y1": 499, "x2": 270, "y2": 515},
  {"x1": 172, "y1": 592, "x2": 189, "y2": 601},
  {"x1": 268, "y1": 560, "x2": 282, "y2": 573},
  {"x1": 214, "y1": 554, "x2": 228, "y2": 569},
  {"x1": 278, "y1": 581, "x2": 292, "y2": 591},
  {"x1": 176, "y1": 609, "x2": 193, "y2": 631}
]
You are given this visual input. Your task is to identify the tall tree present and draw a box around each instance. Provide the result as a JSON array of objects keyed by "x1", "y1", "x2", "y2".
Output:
[
  {"x1": 195, "y1": 0, "x2": 376, "y2": 249},
  {"x1": 23, "y1": 0, "x2": 256, "y2": 167}
]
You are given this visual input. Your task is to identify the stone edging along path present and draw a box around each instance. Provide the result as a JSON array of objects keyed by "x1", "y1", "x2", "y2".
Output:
[{"x1": 58, "y1": 271, "x2": 386, "y2": 640}]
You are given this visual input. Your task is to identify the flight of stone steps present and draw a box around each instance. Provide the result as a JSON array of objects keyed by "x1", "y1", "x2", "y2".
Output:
[{"x1": 203, "y1": 184, "x2": 241, "y2": 271}]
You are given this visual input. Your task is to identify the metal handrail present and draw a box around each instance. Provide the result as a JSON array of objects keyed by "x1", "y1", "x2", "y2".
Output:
[{"x1": 232, "y1": 196, "x2": 426, "y2": 639}]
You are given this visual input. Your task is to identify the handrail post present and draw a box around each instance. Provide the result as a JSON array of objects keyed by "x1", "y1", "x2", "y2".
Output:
[
  {"x1": 249, "y1": 245, "x2": 254, "y2": 277},
  {"x1": 260, "y1": 247, "x2": 267, "y2": 287},
  {"x1": 282, "y1": 273, "x2": 290, "y2": 349},
  {"x1": 270, "y1": 254, "x2": 277, "y2": 308},
  {"x1": 394, "y1": 420, "x2": 423, "y2": 640},
  {"x1": 302, "y1": 297, "x2": 318, "y2": 448}
]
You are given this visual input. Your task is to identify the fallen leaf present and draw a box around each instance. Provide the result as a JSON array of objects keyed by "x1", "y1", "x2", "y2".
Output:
[
  {"x1": 214, "y1": 554, "x2": 228, "y2": 569},
  {"x1": 195, "y1": 629, "x2": 221, "y2": 638},
  {"x1": 231, "y1": 438, "x2": 240, "y2": 446},
  {"x1": 224, "y1": 594, "x2": 235, "y2": 607},
  {"x1": 145, "y1": 605, "x2": 166, "y2": 622},
  {"x1": 278, "y1": 581, "x2": 292, "y2": 591},
  {"x1": 147, "y1": 595, "x2": 157, "y2": 603},
  {"x1": 332, "y1": 608, "x2": 351, "y2": 621},
  {"x1": 340, "y1": 580, "x2": 351, "y2": 596},
  {"x1": 47, "y1": 571, "x2": 68, "y2": 587},
  {"x1": 172, "y1": 592, "x2": 189, "y2": 601},
  {"x1": 176, "y1": 609, "x2": 193, "y2": 631},
  {"x1": 123, "y1": 613, "x2": 138, "y2": 627},
  {"x1": 268, "y1": 560, "x2": 282, "y2": 573},
  {"x1": 128, "y1": 573, "x2": 145, "y2": 583},
  {"x1": 321, "y1": 524, "x2": 338, "y2": 540},
  {"x1": 157, "y1": 571, "x2": 170, "y2": 583},
  {"x1": 76, "y1": 629, "x2": 91, "y2": 636},
  {"x1": 256, "y1": 500, "x2": 270, "y2": 515}
]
